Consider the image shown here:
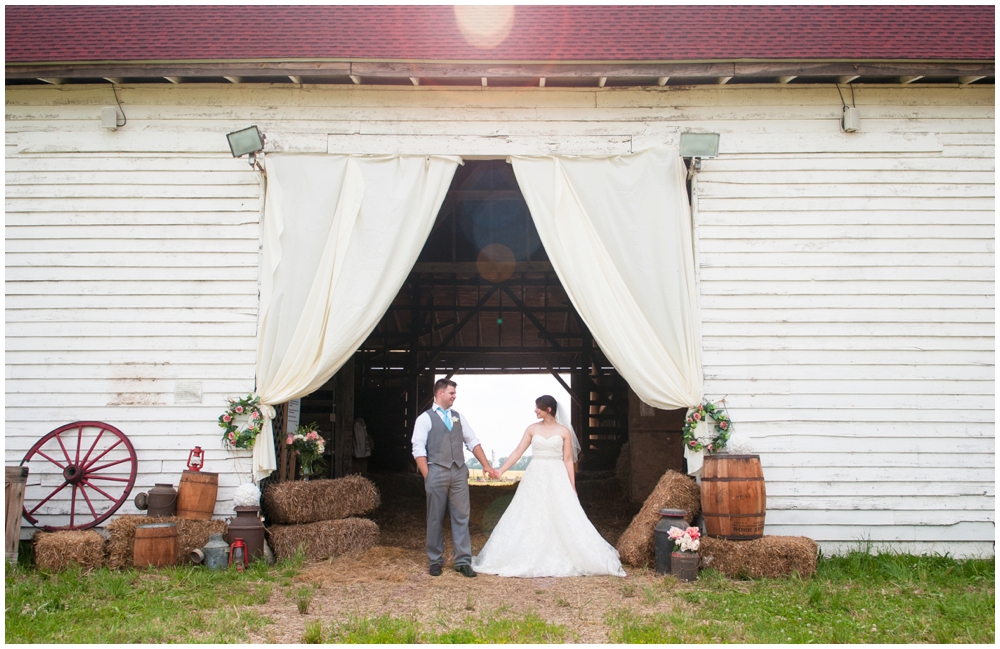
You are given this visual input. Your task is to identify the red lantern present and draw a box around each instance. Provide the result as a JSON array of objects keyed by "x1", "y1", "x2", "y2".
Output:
[
  {"x1": 187, "y1": 446, "x2": 205, "y2": 472},
  {"x1": 229, "y1": 538, "x2": 248, "y2": 571}
]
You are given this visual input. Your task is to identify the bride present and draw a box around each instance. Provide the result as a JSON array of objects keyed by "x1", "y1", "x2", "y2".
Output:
[{"x1": 472, "y1": 395, "x2": 626, "y2": 578}]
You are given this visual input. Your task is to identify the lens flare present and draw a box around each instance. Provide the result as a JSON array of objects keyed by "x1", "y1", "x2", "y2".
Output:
[{"x1": 454, "y1": 5, "x2": 515, "y2": 50}]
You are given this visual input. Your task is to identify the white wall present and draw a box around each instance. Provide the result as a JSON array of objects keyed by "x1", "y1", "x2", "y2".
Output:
[{"x1": 5, "y1": 83, "x2": 994, "y2": 555}]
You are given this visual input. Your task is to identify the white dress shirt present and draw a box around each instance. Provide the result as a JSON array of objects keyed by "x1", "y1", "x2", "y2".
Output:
[{"x1": 411, "y1": 405, "x2": 481, "y2": 459}]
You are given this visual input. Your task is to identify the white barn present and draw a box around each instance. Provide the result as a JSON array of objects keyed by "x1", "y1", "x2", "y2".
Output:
[{"x1": 5, "y1": 6, "x2": 994, "y2": 556}]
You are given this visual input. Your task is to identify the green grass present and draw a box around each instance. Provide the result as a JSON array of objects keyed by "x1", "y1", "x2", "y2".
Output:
[
  {"x1": 6, "y1": 547, "x2": 993, "y2": 644},
  {"x1": 323, "y1": 609, "x2": 568, "y2": 644},
  {"x1": 605, "y1": 551, "x2": 995, "y2": 644},
  {"x1": 5, "y1": 559, "x2": 282, "y2": 644}
]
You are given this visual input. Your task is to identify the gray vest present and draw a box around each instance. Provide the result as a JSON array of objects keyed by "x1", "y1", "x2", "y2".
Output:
[{"x1": 425, "y1": 408, "x2": 465, "y2": 468}]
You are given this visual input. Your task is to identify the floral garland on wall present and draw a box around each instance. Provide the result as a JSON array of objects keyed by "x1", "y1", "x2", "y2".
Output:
[
  {"x1": 219, "y1": 394, "x2": 264, "y2": 450},
  {"x1": 682, "y1": 400, "x2": 732, "y2": 453}
]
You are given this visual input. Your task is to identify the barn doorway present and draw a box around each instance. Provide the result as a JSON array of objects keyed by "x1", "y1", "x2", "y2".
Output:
[{"x1": 271, "y1": 160, "x2": 685, "y2": 506}]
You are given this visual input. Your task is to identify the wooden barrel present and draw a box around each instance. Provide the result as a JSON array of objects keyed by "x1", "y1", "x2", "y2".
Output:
[
  {"x1": 700, "y1": 454, "x2": 766, "y2": 540},
  {"x1": 6, "y1": 466, "x2": 29, "y2": 564},
  {"x1": 175, "y1": 470, "x2": 218, "y2": 520},
  {"x1": 134, "y1": 522, "x2": 178, "y2": 567}
]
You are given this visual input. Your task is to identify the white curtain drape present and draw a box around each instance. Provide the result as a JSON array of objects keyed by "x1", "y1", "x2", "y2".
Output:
[
  {"x1": 510, "y1": 146, "x2": 704, "y2": 411},
  {"x1": 251, "y1": 154, "x2": 460, "y2": 481}
]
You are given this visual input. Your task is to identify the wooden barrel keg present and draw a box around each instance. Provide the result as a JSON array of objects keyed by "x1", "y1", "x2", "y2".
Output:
[
  {"x1": 134, "y1": 522, "x2": 178, "y2": 567},
  {"x1": 700, "y1": 454, "x2": 766, "y2": 540},
  {"x1": 175, "y1": 470, "x2": 218, "y2": 520}
]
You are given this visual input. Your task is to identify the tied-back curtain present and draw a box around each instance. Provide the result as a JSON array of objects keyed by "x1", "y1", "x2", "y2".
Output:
[
  {"x1": 252, "y1": 154, "x2": 460, "y2": 481},
  {"x1": 510, "y1": 146, "x2": 704, "y2": 411}
]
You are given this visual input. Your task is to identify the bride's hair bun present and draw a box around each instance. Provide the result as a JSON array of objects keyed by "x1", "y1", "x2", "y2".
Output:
[{"x1": 535, "y1": 395, "x2": 558, "y2": 415}]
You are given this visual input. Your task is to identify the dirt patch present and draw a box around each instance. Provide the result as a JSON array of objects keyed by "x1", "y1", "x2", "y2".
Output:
[{"x1": 247, "y1": 472, "x2": 661, "y2": 643}]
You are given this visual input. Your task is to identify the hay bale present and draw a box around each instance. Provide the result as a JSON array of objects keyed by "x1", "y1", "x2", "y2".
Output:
[
  {"x1": 106, "y1": 515, "x2": 228, "y2": 568},
  {"x1": 616, "y1": 470, "x2": 701, "y2": 567},
  {"x1": 701, "y1": 535, "x2": 818, "y2": 579},
  {"x1": 33, "y1": 531, "x2": 105, "y2": 571},
  {"x1": 263, "y1": 475, "x2": 380, "y2": 525},
  {"x1": 268, "y1": 517, "x2": 379, "y2": 562}
]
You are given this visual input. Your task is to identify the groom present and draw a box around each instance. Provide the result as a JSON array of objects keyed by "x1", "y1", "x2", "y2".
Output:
[{"x1": 412, "y1": 378, "x2": 497, "y2": 577}]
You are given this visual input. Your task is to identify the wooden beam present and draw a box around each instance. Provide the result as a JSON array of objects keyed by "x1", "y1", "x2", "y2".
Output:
[
  {"x1": 411, "y1": 261, "x2": 553, "y2": 274},
  {"x1": 409, "y1": 77, "x2": 420, "y2": 86},
  {"x1": 657, "y1": 76, "x2": 669, "y2": 86},
  {"x1": 539, "y1": 77, "x2": 545, "y2": 87},
  {"x1": 598, "y1": 76, "x2": 607, "y2": 87},
  {"x1": 223, "y1": 76, "x2": 242, "y2": 84},
  {"x1": 349, "y1": 74, "x2": 361, "y2": 84},
  {"x1": 348, "y1": 61, "x2": 737, "y2": 79},
  {"x1": 778, "y1": 75, "x2": 797, "y2": 84},
  {"x1": 838, "y1": 75, "x2": 860, "y2": 84},
  {"x1": 959, "y1": 75, "x2": 986, "y2": 85},
  {"x1": 899, "y1": 75, "x2": 923, "y2": 84}
]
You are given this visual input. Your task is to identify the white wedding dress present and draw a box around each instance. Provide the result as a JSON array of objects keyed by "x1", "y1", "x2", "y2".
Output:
[{"x1": 472, "y1": 435, "x2": 626, "y2": 578}]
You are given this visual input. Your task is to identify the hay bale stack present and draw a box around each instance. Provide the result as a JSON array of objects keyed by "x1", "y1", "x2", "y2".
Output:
[
  {"x1": 106, "y1": 515, "x2": 228, "y2": 568},
  {"x1": 33, "y1": 531, "x2": 106, "y2": 571},
  {"x1": 700, "y1": 536, "x2": 818, "y2": 579},
  {"x1": 263, "y1": 475, "x2": 380, "y2": 525},
  {"x1": 268, "y1": 517, "x2": 379, "y2": 562},
  {"x1": 616, "y1": 470, "x2": 701, "y2": 567}
]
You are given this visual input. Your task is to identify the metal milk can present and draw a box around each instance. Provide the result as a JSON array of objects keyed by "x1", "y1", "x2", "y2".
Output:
[{"x1": 653, "y1": 508, "x2": 689, "y2": 575}]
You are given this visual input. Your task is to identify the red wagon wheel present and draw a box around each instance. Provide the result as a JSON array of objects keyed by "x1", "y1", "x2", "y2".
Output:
[{"x1": 21, "y1": 421, "x2": 138, "y2": 532}]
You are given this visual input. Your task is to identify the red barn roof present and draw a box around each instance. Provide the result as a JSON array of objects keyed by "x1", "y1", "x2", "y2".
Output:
[{"x1": 6, "y1": 5, "x2": 994, "y2": 63}]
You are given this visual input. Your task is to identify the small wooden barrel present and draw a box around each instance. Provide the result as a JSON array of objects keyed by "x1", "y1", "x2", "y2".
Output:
[
  {"x1": 134, "y1": 522, "x2": 178, "y2": 567},
  {"x1": 701, "y1": 454, "x2": 766, "y2": 540},
  {"x1": 6, "y1": 466, "x2": 29, "y2": 564},
  {"x1": 175, "y1": 470, "x2": 218, "y2": 520}
]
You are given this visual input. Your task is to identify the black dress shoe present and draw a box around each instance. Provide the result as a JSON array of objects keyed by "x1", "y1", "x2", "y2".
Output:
[
  {"x1": 429, "y1": 563, "x2": 442, "y2": 577},
  {"x1": 455, "y1": 564, "x2": 477, "y2": 578}
]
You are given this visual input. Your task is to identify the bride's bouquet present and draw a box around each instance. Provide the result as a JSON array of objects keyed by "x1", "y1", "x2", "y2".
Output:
[{"x1": 668, "y1": 526, "x2": 701, "y2": 553}]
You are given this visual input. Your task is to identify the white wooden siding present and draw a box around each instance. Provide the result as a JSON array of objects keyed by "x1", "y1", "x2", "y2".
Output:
[{"x1": 5, "y1": 83, "x2": 993, "y2": 555}]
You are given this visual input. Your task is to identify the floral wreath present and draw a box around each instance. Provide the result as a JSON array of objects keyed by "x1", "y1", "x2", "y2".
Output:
[
  {"x1": 219, "y1": 393, "x2": 263, "y2": 450},
  {"x1": 682, "y1": 400, "x2": 732, "y2": 453}
]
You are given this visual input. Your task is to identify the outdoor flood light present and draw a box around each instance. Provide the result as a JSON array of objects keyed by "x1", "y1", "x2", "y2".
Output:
[
  {"x1": 679, "y1": 132, "x2": 720, "y2": 159},
  {"x1": 226, "y1": 125, "x2": 266, "y2": 167}
]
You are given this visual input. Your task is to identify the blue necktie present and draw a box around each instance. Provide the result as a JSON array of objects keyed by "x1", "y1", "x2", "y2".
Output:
[{"x1": 437, "y1": 407, "x2": 453, "y2": 431}]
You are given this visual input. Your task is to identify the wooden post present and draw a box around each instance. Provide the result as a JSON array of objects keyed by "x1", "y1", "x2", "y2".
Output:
[
  {"x1": 6, "y1": 466, "x2": 28, "y2": 564},
  {"x1": 334, "y1": 357, "x2": 356, "y2": 478},
  {"x1": 278, "y1": 403, "x2": 289, "y2": 482}
]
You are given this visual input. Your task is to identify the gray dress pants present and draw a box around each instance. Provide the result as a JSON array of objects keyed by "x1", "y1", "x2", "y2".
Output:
[{"x1": 425, "y1": 462, "x2": 472, "y2": 567}]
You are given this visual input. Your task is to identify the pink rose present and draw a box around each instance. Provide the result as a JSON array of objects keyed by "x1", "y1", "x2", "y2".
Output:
[
  {"x1": 720, "y1": 421, "x2": 729, "y2": 429},
  {"x1": 228, "y1": 433, "x2": 235, "y2": 442},
  {"x1": 689, "y1": 440, "x2": 697, "y2": 447},
  {"x1": 286, "y1": 436, "x2": 294, "y2": 445},
  {"x1": 235, "y1": 406, "x2": 244, "y2": 414},
  {"x1": 687, "y1": 527, "x2": 700, "y2": 539},
  {"x1": 693, "y1": 413, "x2": 701, "y2": 421},
  {"x1": 251, "y1": 411, "x2": 259, "y2": 419},
  {"x1": 707, "y1": 444, "x2": 713, "y2": 451},
  {"x1": 223, "y1": 414, "x2": 232, "y2": 423}
]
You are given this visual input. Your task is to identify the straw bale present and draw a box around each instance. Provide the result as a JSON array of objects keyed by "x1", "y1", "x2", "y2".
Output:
[
  {"x1": 263, "y1": 475, "x2": 381, "y2": 525},
  {"x1": 105, "y1": 515, "x2": 228, "y2": 568},
  {"x1": 700, "y1": 535, "x2": 818, "y2": 579},
  {"x1": 616, "y1": 470, "x2": 700, "y2": 567},
  {"x1": 268, "y1": 517, "x2": 379, "y2": 562},
  {"x1": 33, "y1": 531, "x2": 105, "y2": 572}
]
